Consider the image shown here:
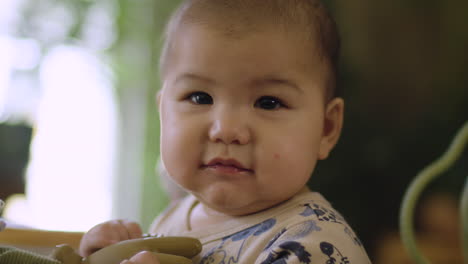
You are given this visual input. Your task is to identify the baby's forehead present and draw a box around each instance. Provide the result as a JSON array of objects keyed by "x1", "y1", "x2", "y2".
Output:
[
  {"x1": 166, "y1": 0, "x2": 331, "y2": 65},
  {"x1": 173, "y1": 22, "x2": 324, "y2": 71},
  {"x1": 166, "y1": 24, "x2": 328, "y2": 87},
  {"x1": 161, "y1": 0, "x2": 339, "y2": 98},
  {"x1": 176, "y1": 1, "x2": 320, "y2": 41}
]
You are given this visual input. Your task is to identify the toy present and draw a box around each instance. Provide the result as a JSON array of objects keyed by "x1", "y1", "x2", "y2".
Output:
[
  {"x1": 400, "y1": 121, "x2": 468, "y2": 264},
  {"x1": 0, "y1": 236, "x2": 202, "y2": 264},
  {"x1": 53, "y1": 236, "x2": 202, "y2": 264}
]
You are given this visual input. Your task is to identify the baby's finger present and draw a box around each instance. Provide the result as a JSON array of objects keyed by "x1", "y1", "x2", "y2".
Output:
[
  {"x1": 118, "y1": 219, "x2": 143, "y2": 239},
  {"x1": 80, "y1": 220, "x2": 130, "y2": 256},
  {"x1": 80, "y1": 232, "x2": 111, "y2": 256}
]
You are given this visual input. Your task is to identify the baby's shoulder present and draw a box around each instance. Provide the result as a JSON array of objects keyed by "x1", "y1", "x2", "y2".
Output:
[
  {"x1": 257, "y1": 193, "x2": 371, "y2": 263},
  {"x1": 277, "y1": 193, "x2": 363, "y2": 246},
  {"x1": 277, "y1": 191, "x2": 348, "y2": 227}
]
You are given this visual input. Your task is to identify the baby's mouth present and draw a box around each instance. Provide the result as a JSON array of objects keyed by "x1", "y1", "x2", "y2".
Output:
[{"x1": 202, "y1": 158, "x2": 253, "y2": 174}]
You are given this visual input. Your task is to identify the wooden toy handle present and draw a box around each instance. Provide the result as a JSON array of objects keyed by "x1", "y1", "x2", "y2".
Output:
[{"x1": 53, "y1": 236, "x2": 202, "y2": 264}]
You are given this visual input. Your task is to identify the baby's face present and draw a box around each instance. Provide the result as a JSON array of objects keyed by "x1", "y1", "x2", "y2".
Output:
[{"x1": 158, "y1": 25, "x2": 341, "y2": 216}]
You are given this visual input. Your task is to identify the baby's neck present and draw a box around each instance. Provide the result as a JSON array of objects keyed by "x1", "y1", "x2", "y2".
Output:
[{"x1": 189, "y1": 203, "x2": 236, "y2": 231}]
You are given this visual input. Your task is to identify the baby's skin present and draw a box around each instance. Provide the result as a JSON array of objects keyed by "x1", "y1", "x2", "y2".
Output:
[{"x1": 79, "y1": 220, "x2": 158, "y2": 264}]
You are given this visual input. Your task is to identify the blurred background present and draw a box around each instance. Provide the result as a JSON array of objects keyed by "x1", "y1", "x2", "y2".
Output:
[{"x1": 0, "y1": 0, "x2": 466, "y2": 262}]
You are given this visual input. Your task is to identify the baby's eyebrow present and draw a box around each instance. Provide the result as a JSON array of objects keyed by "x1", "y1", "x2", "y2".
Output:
[
  {"x1": 174, "y1": 73, "x2": 215, "y2": 85},
  {"x1": 174, "y1": 73, "x2": 303, "y2": 94},
  {"x1": 252, "y1": 77, "x2": 303, "y2": 94}
]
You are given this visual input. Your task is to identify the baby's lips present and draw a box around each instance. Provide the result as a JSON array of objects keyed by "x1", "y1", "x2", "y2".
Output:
[
  {"x1": 205, "y1": 157, "x2": 251, "y2": 171},
  {"x1": 206, "y1": 163, "x2": 250, "y2": 173}
]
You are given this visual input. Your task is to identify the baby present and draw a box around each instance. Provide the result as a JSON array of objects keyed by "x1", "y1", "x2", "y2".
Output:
[{"x1": 80, "y1": 0, "x2": 372, "y2": 263}]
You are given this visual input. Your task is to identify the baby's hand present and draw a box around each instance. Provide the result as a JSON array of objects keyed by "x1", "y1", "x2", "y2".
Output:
[
  {"x1": 120, "y1": 251, "x2": 161, "y2": 264},
  {"x1": 79, "y1": 219, "x2": 143, "y2": 257}
]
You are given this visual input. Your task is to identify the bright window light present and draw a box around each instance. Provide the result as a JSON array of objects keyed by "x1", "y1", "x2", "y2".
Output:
[
  {"x1": 5, "y1": 45, "x2": 118, "y2": 232},
  {"x1": 0, "y1": 35, "x2": 13, "y2": 120}
]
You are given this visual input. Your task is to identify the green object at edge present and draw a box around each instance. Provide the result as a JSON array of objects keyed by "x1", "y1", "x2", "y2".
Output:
[{"x1": 399, "y1": 121, "x2": 468, "y2": 264}]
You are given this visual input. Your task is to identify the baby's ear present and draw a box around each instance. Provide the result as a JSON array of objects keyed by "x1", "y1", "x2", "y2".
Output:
[{"x1": 318, "y1": 97, "x2": 344, "y2": 160}]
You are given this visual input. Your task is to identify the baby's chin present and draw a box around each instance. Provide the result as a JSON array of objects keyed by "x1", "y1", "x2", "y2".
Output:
[{"x1": 194, "y1": 186, "x2": 286, "y2": 217}]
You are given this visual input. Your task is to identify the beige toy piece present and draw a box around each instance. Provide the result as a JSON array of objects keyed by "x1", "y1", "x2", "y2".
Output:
[{"x1": 52, "y1": 236, "x2": 202, "y2": 264}]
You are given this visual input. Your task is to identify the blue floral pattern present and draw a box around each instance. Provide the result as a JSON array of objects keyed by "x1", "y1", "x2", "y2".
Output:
[
  {"x1": 177, "y1": 196, "x2": 369, "y2": 264},
  {"x1": 320, "y1": 241, "x2": 350, "y2": 264},
  {"x1": 199, "y1": 219, "x2": 276, "y2": 264},
  {"x1": 261, "y1": 241, "x2": 312, "y2": 264},
  {"x1": 300, "y1": 203, "x2": 344, "y2": 224},
  {"x1": 197, "y1": 201, "x2": 360, "y2": 264}
]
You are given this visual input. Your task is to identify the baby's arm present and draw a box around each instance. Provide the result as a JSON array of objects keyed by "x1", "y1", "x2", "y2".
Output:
[{"x1": 79, "y1": 219, "x2": 143, "y2": 257}]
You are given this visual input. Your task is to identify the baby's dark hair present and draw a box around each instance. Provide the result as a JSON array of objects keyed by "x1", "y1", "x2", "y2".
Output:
[{"x1": 159, "y1": 0, "x2": 341, "y2": 99}]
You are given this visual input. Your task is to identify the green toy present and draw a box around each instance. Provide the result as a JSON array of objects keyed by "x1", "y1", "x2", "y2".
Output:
[
  {"x1": 400, "y1": 121, "x2": 468, "y2": 264},
  {"x1": 0, "y1": 236, "x2": 202, "y2": 264},
  {"x1": 0, "y1": 196, "x2": 201, "y2": 264},
  {"x1": 1, "y1": 246, "x2": 61, "y2": 264}
]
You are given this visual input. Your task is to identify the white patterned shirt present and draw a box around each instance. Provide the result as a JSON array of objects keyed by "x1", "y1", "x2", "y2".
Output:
[{"x1": 150, "y1": 188, "x2": 371, "y2": 264}]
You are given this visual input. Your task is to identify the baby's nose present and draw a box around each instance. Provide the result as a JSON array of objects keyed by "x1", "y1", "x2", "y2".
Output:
[{"x1": 208, "y1": 110, "x2": 250, "y2": 145}]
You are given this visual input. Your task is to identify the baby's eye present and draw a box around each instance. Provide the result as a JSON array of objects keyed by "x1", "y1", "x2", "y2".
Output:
[
  {"x1": 254, "y1": 96, "x2": 285, "y2": 110},
  {"x1": 187, "y1": 92, "x2": 213, "y2": 105}
]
